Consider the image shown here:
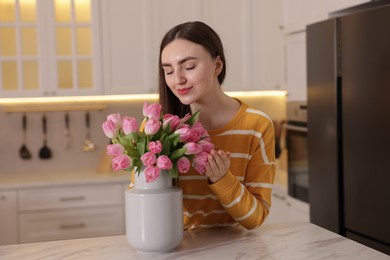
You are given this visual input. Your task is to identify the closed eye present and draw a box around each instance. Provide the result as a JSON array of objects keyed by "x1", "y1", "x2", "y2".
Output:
[{"x1": 186, "y1": 66, "x2": 195, "y2": 71}]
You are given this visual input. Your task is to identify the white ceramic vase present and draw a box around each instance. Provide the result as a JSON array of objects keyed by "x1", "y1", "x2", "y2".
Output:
[{"x1": 125, "y1": 169, "x2": 183, "y2": 253}]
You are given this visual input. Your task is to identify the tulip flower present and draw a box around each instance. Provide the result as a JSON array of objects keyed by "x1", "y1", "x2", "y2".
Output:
[
  {"x1": 112, "y1": 154, "x2": 132, "y2": 171},
  {"x1": 122, "y1": 116, "x2": 138, "y2": 135},
  {"x1": 143, "y1": 102, "x2": 161, "y2": 120}
]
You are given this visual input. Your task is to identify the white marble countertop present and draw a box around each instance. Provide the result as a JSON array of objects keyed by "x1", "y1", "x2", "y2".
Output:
[
  {"x1": 0, "y1": 170, "x2": 130, "y2": 190},
  {"x1": 0, "y1": 222, "x2": 388, "y2": 260}
]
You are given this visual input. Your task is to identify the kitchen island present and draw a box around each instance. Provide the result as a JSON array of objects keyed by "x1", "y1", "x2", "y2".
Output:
[{"x1": 0, "y1": 222, "x2": 387, "y2": 259}]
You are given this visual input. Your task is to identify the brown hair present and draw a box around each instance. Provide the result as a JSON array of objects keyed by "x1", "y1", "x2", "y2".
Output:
[{"x1": 158, "y1": 21, "x2": 226, "y2": 117}]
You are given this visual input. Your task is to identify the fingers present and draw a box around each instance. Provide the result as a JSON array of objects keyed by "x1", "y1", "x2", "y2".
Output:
[{"x1": 205, "y1": 150, "x2": 231, "y2": 183}]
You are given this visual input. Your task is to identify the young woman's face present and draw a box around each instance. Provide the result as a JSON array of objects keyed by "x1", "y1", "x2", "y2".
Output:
[{"x1": 161, "y1": 39, "x2": 222, "y2": 105}]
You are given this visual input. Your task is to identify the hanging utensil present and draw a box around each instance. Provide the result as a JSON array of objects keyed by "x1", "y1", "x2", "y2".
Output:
[
  {"x1": 83, "y1": 111, "x2": 96, "y2": 152},
  {"x1": 39, "y1": 115, "x2": 52, "y2": 159},
  {"x1": 64, "y1": 112, "x2": 72, "y2": 149},
  {"x1": 19, "y1": 114, "x2": 32, "y2": 160}
]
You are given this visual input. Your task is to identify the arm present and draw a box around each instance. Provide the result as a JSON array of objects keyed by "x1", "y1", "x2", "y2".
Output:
[{"x1": 207, "y1": 120, "x2": 276, "y2": 229}]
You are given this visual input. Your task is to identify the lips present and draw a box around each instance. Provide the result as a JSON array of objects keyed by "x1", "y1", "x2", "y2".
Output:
[{"x1": 177, "y1": 87, "x2": 193, "y2": 95}]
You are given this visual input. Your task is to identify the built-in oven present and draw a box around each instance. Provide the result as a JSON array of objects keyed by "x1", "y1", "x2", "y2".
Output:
[{"x1": 285, "y1": 101, "x2": 309, "y2": 204}]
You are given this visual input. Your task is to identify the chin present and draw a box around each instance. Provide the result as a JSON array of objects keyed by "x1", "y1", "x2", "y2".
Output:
[{"x1": 177, "y1": 95, "x2": 195, "y2": 106}]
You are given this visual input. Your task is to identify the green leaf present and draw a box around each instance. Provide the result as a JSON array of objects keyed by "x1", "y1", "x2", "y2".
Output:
[
  {"x1": 168, "y1": 167, "x2": 178, "y2": 178},
  {"x1": 170, "y1": 147, "x2": 187, "y2": 161},
  {"x1": 136, "y1": 160, "x2": 143, "y2": 174},
  {"x1": 185, "y1": 110, "x2": 201, "y2": 126},
  {"x1": 137, "y1": 138, "x2": 146, "y2": 157}
]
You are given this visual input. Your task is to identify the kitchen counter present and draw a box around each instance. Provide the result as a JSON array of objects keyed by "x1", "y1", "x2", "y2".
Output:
[
  {"x1": 0, "y1": 170, "x2": 130, "y2": 190},
  {"x1": 0, "y1": 222, "x2": 387, "y2": 259}
]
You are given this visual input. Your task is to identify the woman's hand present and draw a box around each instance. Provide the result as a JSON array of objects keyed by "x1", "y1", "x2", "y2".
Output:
[{"x1": 205, "y1": 150, "x2": 231, "y2": 184}]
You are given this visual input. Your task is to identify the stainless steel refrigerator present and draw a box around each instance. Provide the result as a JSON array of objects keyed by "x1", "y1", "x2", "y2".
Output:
[{"x1": 307, "y1": 0, "x2": 390, "y2": 255}]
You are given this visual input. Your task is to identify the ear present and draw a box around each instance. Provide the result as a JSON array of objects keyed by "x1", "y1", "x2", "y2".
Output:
[{"x1": 214, "y1": 56, "x2": 223, "y2": 77}]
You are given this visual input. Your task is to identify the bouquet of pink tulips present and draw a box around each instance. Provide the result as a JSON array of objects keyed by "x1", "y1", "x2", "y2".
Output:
[{"x1": 102, "y1": 102, "x2": 214, "y2": 183}]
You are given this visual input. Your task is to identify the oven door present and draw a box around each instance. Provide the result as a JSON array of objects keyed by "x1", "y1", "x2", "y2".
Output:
[{"x1": 285, "y1": 123, "x2": 309, "y2": 203}]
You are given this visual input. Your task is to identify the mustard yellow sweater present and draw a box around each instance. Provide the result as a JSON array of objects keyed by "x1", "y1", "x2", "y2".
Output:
[{"x1": 180, "y1": 100, "x2": 276, "y2": 230}]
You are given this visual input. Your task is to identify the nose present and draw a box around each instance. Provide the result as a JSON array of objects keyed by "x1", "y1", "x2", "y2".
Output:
[{"x1": 173, "y1": 70, "x2": 186, "y2": 85}]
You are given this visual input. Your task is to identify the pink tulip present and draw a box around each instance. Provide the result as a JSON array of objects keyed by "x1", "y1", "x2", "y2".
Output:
[
  {"x1": 111, "y1": 154, "x2": 132, "y2": 171},
  {"x1": 177, "y1": 156, "x2": 190, "y2": 173},
  {"x1": 107, "y1": 113, "x2": 122, "y2": 129},
  {"x1": 183, "y1": 142, "x2": 203, "y2": 155},
  {"x1": 180, "y1": 113, "x2": 192, "y2": 124},
  {"x1": 193, "y1": 151, "x2": 209, "y2": 174},
  {"x1": 163, "y1": 114, "x2": 181, "y2": 132},
  {"x1": 174, "y1": 125, "x2": 192, "y2": 142},
  {"x1": 141, "y1": 152, "x2": 156, "y2": 166},
  {"x1": 102, "y1": 120, "x2": 117, "y2": 139},
  {"x1": 198, "y1": 140, "x2": 214, "y2": 153},
  {"x1": 143, "y1": 102, "x2": 161, "y2": 120},
  {"x1": 144, "y1": 166, "x2": 161, "y2": 183},
  {"x1": 106, "y1": 144, "x2": 125, "y2": 157},
  {"x1": 186, "y1": 128, "x2": 202, "y2": 143},
  {"x1": 192, "y1": 122, "x2": 208, "y2": 137},
  {"x1": 122, "y1": 116, "x2": 138, "y2": 134},
  {"x1": 144, "y1": 118, "x2": 162, "y2": 135},
  {"x1": 148, "y1": 140, "x2": 162, "y2": 154},
  {"x1": 156, "y1": 155, "x2": 173, "y2": 170}
]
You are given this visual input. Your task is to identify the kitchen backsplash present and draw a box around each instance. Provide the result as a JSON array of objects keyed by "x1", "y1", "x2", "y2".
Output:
[{"x1": 0, "y1": 95, "x2": 286, "y2": 175}]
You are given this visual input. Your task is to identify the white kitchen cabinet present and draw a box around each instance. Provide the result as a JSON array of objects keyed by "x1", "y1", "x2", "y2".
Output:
[
  {"x1": 100, "y1": 0, "x2": 284, "y2": 94},
  {"x1": 285, "y1": 32, "x2": 306, "y2": 101},
  {"x1": 282, "y1": 0, "x2": 369, "y2": 101},
  {"x1": 101, "y1": 0, "x2": 201, "y2": 95},
  {"x1": 19, "y1": 206, "x2": 123, "y2": 243},
  {"x1": 282, "y1": 0, "x2": 369, "y2": 33},
  {"x1": 18, "y1": 183, "x2": 125, "y2": 243},
  {"x1": 251, "y1": 0, "x2": 284, "y2": 90},
  {"x1": 0, "y1": 0, "x2": 102, "y2": 98},
  {"x1": 0, "y1": 190, "x2": 18, "y2": 245}
]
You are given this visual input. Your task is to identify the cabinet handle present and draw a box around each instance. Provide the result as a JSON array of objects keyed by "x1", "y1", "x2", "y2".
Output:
[
  {"x1": 60, "y1": 223, "x2": 86, "y2": 229},
  {"x1": 59, "y1": 196, "x2": 85, "y2": 202}
]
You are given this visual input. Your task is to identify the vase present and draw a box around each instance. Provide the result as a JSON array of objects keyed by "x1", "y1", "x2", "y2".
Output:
[{"x1": 125, "y1": 168, "x2": 183, "y2": 253}]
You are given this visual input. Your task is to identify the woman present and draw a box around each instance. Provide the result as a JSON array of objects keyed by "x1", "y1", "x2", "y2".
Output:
[{"x1": 159, "y1": 21, "x2": 275, "y2": 230}]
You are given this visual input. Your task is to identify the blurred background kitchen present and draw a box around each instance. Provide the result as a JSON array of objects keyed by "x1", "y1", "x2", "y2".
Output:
[{"x1": 1, "y1": 0, "x2": 389, "y2": 255}]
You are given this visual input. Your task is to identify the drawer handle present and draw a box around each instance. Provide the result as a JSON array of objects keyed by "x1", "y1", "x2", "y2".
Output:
[
  {"x1": 59, "y1": 196, "x2": 85, "y2": 202},
  {"x1": 60, "y1": 223, "x2": 86, "y2": 229}
]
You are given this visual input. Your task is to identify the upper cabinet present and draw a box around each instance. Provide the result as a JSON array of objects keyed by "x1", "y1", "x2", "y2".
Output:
[
  {"x1": 282, "y1": 0, "x2": 370, "y2": 34},
  {"x1": 100, "y1": 0, "x2": 284, "y2": 94},
  {"x1": 282, "y1": 0, "x2": 369, "y2": 101},
  {"x1": 0, "y1": 0, "x2": 102, "y2": 97}
]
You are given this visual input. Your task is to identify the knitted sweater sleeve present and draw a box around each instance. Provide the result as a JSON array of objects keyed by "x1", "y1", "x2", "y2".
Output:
[{"x1": 208, "y1": 118, "x2": 276, "y2": 229}]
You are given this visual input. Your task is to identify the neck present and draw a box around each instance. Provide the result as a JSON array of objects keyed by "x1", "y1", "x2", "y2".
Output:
[{"x1": 190, "y1": 90, "x2": 240, "y2": 131}]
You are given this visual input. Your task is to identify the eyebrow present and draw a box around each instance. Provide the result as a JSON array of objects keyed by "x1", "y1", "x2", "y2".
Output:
[{"x1": 161, "y1": 56, "x2": 198, "y2": 67}]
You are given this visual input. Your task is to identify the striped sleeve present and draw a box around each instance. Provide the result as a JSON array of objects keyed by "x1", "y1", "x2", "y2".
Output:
[{"x1": 208, "y1": 108, "x2": 276, "y2": 229}]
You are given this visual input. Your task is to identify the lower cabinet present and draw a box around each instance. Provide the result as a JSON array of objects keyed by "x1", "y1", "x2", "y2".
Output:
[
  {"x1": 19, "y1": 206, "x2": 124, "y2": 243},
  {"x1": 0, "y1": 190, "x2": 18, "y2": 245},
  {"x1": 17, "y1": 183, "x2": 125, "y2": 243}
]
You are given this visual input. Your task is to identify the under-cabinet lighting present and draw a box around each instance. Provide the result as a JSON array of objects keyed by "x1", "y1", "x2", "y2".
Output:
[{"x1": 0, "y1": 91, "x2": 287, "y2": 106}]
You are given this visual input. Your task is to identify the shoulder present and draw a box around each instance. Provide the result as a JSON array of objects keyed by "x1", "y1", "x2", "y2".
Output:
[{"x1": 238, "y1": 101, "x2": 274, "y2": 132}]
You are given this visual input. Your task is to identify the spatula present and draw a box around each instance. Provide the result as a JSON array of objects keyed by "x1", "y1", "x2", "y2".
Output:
[
  {"x1": 19, "y1": 114, "x2": 32, "y2": 160},
  {"x1": 39, "y1": 115, "x2": 52, "y2": 159}
]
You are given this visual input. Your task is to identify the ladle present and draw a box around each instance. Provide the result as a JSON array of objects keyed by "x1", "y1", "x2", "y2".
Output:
[
  {"x1": 19, "y1": 114, "x2": 32, "y2": 160},
  {"x1": 83, "y1": 112, "x2": 96, "y2": 152},
  {"x1": 39, "y1": 115, "x2": 52, "y2": 159}
]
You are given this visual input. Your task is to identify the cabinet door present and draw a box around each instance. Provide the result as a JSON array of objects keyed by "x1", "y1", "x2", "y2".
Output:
[
  {"x1": 101, "y1": 0, "x2": 202, "y2": 95},
  {"x1": 202, "y1": 0, "x2": 252, "y2": 91},
  {"x1": 0, "y1": 0, "x2": 43, "y2": 97},
  {"x1": 0, "y1": 0, "x2": 101, "y2": 97},
  {"x1": 0, "y1": 191, "x2": 18, "y2": 245},
  {"x1": 19, "y1": 206, "x2": 124, "y2": 243},
  {"x1": 45, "y1": 0, "x2": 102, "y2": 96},
  {"x1": 252, "y1": 0, "x2": 284, "y2": 90},
  {"x1": 100, "y1": 0, "x2": 149, "y2": 95},
  {"x1": 285, "y1": 32, "x2": 307, "y2": 101}
]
